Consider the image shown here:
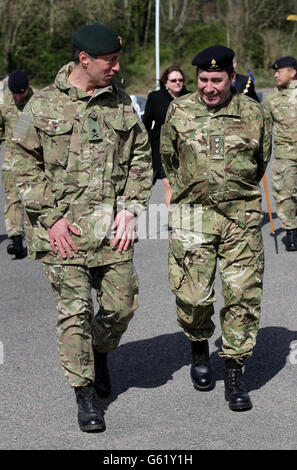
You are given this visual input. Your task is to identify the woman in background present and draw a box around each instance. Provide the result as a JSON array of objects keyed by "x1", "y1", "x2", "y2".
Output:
[{"x1": 142, "y1": 65, "x2": 190, "y2": 207}]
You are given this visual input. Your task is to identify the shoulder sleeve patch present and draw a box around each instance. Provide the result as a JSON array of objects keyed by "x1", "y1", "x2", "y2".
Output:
[{"x1": 13, "y1": 112, "x2": 33, "y2": 137}]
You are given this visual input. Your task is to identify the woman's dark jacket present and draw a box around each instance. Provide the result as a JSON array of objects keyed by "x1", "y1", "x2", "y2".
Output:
[{"x1": 142, "y1": 86, "x2": 190, "y2": 182}]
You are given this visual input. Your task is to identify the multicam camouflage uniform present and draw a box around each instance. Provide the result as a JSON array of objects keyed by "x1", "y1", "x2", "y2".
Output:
[
  {"x1": 10, "y1": 63, "x2": 152, "y2": 387},
  {"x1": 264, "y1": 81, "x2": 297, "y2": 230},
  {"x1": 161, "y1": 90, "x2": 270, "y2": 361},
  {"x1": 0, "y1": 88, "x2": 34, "y2": 237},
  {"x1": 0, "y1": 76, "x2": 13, "y2": 106}
]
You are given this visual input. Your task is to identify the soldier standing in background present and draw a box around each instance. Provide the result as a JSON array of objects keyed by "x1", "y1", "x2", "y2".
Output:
[
  {"x1": 0, "y1": 74, "x2": 13, "y2": 106},
  {"x1": 264, "y1": 56, "x2": 297, "y2": 251},
  {"x1": 161, "y1": 46, "x2": 270, "y2": 411},
  {"x1": 0, "y1": 70, "x2": 34, "y2": 258},
  {"x1": 10, "y1": 24, "x2": 152, "y2": 432}
]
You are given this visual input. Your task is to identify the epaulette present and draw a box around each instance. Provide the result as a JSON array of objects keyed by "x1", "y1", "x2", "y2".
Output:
[{"x1": 243, "y1": 77, "x2": 252, "y2": 95}]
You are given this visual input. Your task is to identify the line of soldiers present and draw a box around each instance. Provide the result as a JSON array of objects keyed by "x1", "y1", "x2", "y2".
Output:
[{"x1": 0, "y1": 24, "x2": 296, "y2": 433}]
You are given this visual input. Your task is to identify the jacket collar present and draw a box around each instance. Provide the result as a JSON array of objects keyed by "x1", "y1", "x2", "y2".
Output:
[{"x1": 54, "y1": 62, "x2": 115, "y2": 101}]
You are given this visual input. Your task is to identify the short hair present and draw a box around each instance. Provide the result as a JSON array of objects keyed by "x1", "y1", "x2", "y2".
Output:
[
  {"x1": 160, "y1": 65, "x2": 185, "y2": 88},
  {"x1": 72, "y1": 46, "x2": 81, "y2": 64},
  {"x1": 72, "y1": 45, "x2": 100, "y2": 64},
  {"x1": 197, "y1": 66, "x2": 234, "y2": 79},
  {"x1": 288, "y1": 66, "x2": 297, "y2": 78}
]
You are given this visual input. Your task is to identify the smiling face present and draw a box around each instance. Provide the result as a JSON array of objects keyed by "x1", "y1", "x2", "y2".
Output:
[{"x1": 197, "y1": 69, "x2": 235, "y2": 107}]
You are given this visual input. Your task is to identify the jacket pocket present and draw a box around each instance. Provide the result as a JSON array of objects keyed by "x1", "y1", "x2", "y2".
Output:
[
  {"x1": 172, "y1": 118, "x2": 208, "y2": 183},
  {"x1": 35, "y1": 118, "x2": 73, "y2": 167},
  {"x1": 168, "y1": 235, "x2": 186, "y2": 290},
  {"x1": 105, "y1": 114, "x2": 139, "y2": 191}
]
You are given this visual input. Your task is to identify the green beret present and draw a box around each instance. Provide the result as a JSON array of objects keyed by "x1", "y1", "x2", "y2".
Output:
[{"x1": 71, "y1": 24, "x2": 121, "y2": 56}]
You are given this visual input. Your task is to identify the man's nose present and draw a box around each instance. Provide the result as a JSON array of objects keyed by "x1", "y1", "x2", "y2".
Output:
[
  {"x1": 205, "y1": 82, "x2": 215, "y2": 93},
  {"x1": 112, "y1": 61, "x2": 120, "y2": 72}
]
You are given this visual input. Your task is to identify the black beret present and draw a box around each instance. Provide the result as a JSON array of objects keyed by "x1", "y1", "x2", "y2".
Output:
[
  {"x1": 71, "y1": 24, "x2": 121, "y2": 56},
  {"x1": 192, "y1": 45, "x2": 235, "y2": 71},
  {"x1": 271, "y1": 56, "x2": 297, "y2": 70},
  {"x1": 8, "y1": 70, "x2": 29, "y2": 94}
]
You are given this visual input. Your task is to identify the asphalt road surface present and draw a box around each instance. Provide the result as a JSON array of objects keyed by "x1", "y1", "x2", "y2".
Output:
[{"x1": 0, "y1": 147, "x2": 296, "y2": 451}]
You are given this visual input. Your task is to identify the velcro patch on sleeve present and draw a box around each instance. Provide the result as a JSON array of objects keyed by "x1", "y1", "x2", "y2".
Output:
[{"x1": 13, "y1": 112, "x2": 33, "y2": 137}]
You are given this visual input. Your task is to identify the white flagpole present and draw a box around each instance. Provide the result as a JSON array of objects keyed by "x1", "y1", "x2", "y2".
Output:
[{"x1": 155, "y1": 0, "x2": 160, "y2": 89}]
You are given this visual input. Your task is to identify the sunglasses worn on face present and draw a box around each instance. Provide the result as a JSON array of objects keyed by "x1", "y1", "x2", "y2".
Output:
[{"x1": 168, "y1": 78, "x2": 184, "y2": 83}]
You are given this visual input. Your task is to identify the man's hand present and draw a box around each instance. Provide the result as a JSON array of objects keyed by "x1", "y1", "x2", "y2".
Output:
[
  {"x1": 111, "y1": 209, "x2": 137, "y2": 252},
  {"x1": 48, "y1": 218, "x2": 80, "y2": 259}
]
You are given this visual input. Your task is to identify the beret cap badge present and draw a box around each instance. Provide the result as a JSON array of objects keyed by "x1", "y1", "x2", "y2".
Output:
[{"x1": 211, "y1": 59, "x2": 217, "y2": 68}]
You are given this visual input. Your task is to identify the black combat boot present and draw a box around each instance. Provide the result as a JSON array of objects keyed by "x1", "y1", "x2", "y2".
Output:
[
  {"x1": 224, "y1": 360, "x2": 252, "y2": 411},
  {"x1": 190, "y1": 340, "x2": 215, "y2": 391},
  {"x1": 7, "y1": 235, "x2": 26, "y2": 258},
  {"x1": 285, "y1": 229, "x2": 297, "y2": 251},
  {"x1": 74, "y1": 383, "x2": 106, "y2": 432},
  {"x1": 93, "y1": 350, "x2": 111, "y2": 397}
]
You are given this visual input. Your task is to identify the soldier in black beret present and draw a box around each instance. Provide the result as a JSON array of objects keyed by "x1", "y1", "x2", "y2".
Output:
[
  {"x1": 1, "y1": 69, "x2": 34, "y2": 260},
  {"x1": 161, "y1": 44, "x2": 270, "y2": 413},
  {"x1": 191, "y1": 45, "x2": 236, "y2": 108},
  {"x1": 271, "y1": 56, "x2": 297, "y2": 88},
  {"x1": 264, "y1": 56, "x2": 297, "y2": 250}
]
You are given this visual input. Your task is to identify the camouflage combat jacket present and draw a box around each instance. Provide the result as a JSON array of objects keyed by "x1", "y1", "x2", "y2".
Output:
[
  {"x1": 0, "y1": 88, "x2": 35, "y2": 172},
  {"x1": 161, "y1": 90, "x2": 270, "y2": 233},
  {"x1": 10, "y1": 63, "x2": 152, "y2": 265},
  {"x1": 0, "y1": 102, "x2": 19, "y2": 146},
  {"x1": 264, "y1": 80, "x2": 297, "y2": 160},
  {"x1": 0, "y1": 88, "x2": 34, "y2": 139},
  {"x1": 0, "y1": 77, "x2": 13, "y2": 106}
]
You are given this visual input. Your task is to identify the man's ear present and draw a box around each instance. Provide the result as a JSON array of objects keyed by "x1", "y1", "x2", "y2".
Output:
[
  {"x1": 290, "y1": 67, "x2": 297, "y2": 80},
  {"x1": 79, "y1": 51, "x2": 89, "y2": 68}
]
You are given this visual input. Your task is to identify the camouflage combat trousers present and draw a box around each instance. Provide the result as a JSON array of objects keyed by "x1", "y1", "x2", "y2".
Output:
[
  {"x1": 168, "y1": 216, "x2": 264, "y2": 361},
  {"x1": 1, "y1": 168, "x2": 24, "y2": 237},
  {"x1": 272, "y1": 158, "x2": 297, "y2": 230},
  {"x1": 43, "y1": 260, "x2": 138, "y2": 387}
]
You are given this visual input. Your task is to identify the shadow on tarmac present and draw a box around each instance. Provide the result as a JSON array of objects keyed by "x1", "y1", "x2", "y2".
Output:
[
  {"x1": 261, "y1": 211, "x2": 279, "y2": 228},
  {"x1": 213, "y1": 327, "x2": 297, "y2": 391},
  {"x1": 0, "y1": 233, "x2": 8, "y2": 243},
  {"x1": 100, "y1": 327, "x2": 297, "y2": 411}
]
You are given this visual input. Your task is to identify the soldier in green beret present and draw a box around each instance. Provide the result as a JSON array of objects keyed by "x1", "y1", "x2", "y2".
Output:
[
  {"x1": 10, "y1": 24, "x2": 152, "y2": 432},
  {"x1": 161, "y1": 45, "x2": 271, "y2": 411}
]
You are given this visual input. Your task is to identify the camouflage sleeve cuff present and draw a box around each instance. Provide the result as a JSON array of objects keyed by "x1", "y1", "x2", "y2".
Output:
[
  {"x1": 125, "y1": 205, "x2": 144, "y2": 218},
  {"x1": 121, "y1": 203, "x2": 146, "y2": 219},
  {"x1": 38, "y1": 204, "x2": 70, "y2": 229}
]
